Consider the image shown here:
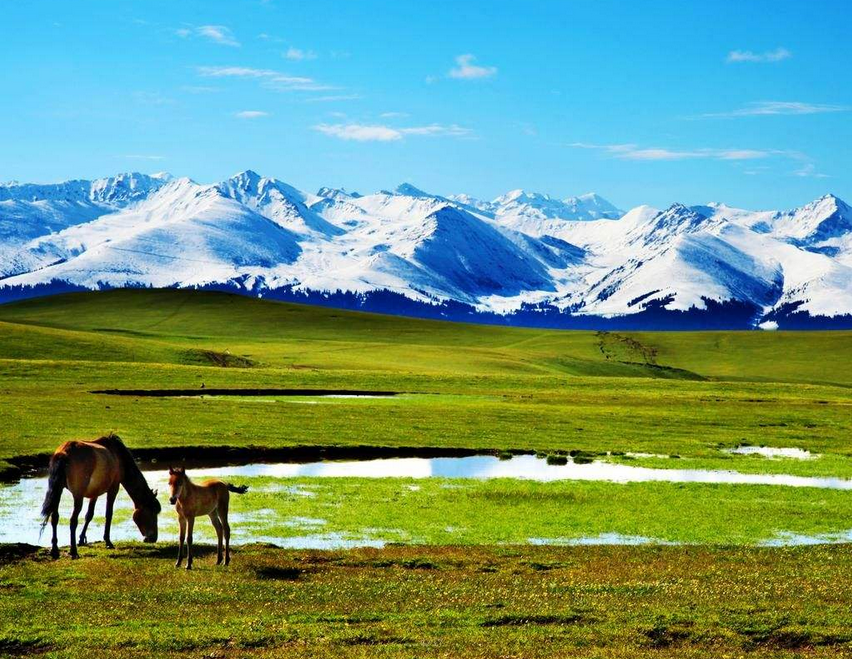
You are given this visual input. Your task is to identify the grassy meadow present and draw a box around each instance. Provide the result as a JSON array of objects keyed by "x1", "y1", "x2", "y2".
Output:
[
  {"x1": 0, "y1": 289, "x2": 850, "y2": 477},
  {"x1": 4, "y1": 543, "x2": 852, "y2": 658},
  {"x1": 2, "y1": 289, "x2": 852, "y2": 657}
]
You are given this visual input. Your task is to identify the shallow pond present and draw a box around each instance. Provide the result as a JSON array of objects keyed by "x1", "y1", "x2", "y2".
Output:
[{"x1": 3, "y1": 454, "x2": 852, "y2": 549}]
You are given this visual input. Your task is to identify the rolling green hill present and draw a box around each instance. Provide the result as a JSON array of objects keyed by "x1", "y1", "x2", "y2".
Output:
[
  {"x1": 0, "y1": 289, "x2": 850, "y2": 476},
  {"x1": 1, "y1": 288, "x2": 850, "y2": 384}
]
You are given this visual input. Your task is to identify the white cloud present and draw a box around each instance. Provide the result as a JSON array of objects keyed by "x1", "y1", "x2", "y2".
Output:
[
  {"x1": 314, "y1": 123, "x2": 471, "y2": 142},
  {"x1": 284, "y1": 47, "x2": 317, "y2": 61},
  {"x1": 197, "y1": 66, "x2": 277, "y2": 78},
  {"x1": 726, "y1": 47, "x2": 791, "y2": 63},
  {"x1": 448, "y1": 54, "x2": 497, "y2": 79},
  {"x1": 793, "y1": 163, "x2": 830, "y2": 178},
  {"x1": 197, "y1": 65, "x2": 333, "y2": 91},
  {"x1": 181, "y1": 85, "x2": 220, "y2": 94},
  {"x1": 569, "y1": 142, "x2": 775, "y2": 162},
  {"x1": 177, "y1": 25, "x2": 240, "y2": 47},
  {"x1": 196, "y1": 25, "x2": 240, "y2": 47},
  {"x1": 304, "y1": 94, "x2": 362, "y2": 103},
  {"x1": 234, "y1": 110, "x2": 270, "y2": 119},
  {"x1": 705, "y1": 101, "x2": 848, "y2": 117}
]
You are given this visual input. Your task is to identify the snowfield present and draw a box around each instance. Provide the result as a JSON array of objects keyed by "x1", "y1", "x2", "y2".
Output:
[{"x1": 1, "y1": 170, "x2": 851, "y2": 328}]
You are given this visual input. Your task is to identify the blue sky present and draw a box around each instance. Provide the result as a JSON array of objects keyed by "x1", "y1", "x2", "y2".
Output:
[{"x1": 2, "y1": 0, "x2": 850, "y2": 210}]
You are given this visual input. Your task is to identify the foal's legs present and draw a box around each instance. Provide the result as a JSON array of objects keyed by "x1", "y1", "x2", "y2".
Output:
[
  {"x1": 68, "y1": 496, "x2": 84, "y2": 559},
  {"x1": 185, "y1": 516, "x2": 195, "y2": 570},
  {"x1": 210, "y1": 512, "x2": 224, "y2": 565},
  {"x1": 217, "y1": 498, "x2": 231, "y2": 565},
  {"x1": 103, "y1": 484, "x2": 119, "y2": 549},
  {"x1": 78, "y1": 497, "x2": 97, "y2": 546},
  {"x1": 175, "y1": 515, "x2": 186, "y2": 568}
]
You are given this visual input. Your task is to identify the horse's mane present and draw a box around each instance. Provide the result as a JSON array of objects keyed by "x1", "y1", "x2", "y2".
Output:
[{"x1": 96, "y1": 433, "x2": 161, "y2": 513}]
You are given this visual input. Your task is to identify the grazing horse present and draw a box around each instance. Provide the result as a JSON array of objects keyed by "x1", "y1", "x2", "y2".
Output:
[
  {"x1": 168, "y1": 467, "x2": 248, "y2": 569},
  {"x1": 40, "y1": 433, "x2": 161, "y2": 559}
]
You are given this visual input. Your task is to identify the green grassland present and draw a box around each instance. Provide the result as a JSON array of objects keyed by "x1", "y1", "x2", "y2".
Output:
[
  {"x1": 0, "y1": 288, "x2": 851, "y2": 478},
  {"x1": 3, "y1": 289, "x2": 852, "y2": 658},
  {"x1": 4, "y1": 543, "x2": 852, "y2": 658}
]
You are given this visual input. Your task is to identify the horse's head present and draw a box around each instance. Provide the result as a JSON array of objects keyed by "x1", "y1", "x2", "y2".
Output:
[
  {"x1": 168, "y1": 467, "x2": 186, "y2": 506},
  {"x1": 133, "y1": 487, "x2": 161, "y2": 543}
]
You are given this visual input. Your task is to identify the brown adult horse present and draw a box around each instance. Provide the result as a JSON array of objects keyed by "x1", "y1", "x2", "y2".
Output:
[
  {"x1": 41, "y1": 433, "x2": 161, "y2": 559},
  {"x1": 167, "y1": 467, "x2": 248, "y2": 569}
]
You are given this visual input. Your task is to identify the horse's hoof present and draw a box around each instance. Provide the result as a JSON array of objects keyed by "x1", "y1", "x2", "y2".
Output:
[
  {"x1": 105, "y1": 542, "x2": 115, "y2": 549},
  {"x1": 175, "y1": 563, "x2": 182, "y2": 568},
  {"x1": 216, "y1": 558, "x2": 223, "y2": 565},
  {"x1": 185, "y1": 564, "x2": 192, "y2": 571},
  {"x1": 70, "y1": 553, "x2": 79, "y2": 560},
  {"x1": 50, "y1": 548, "x2": 59, "y2": 560},
  {"x1": 78, "y1": 538, "x2": 87, "y2": 546}
]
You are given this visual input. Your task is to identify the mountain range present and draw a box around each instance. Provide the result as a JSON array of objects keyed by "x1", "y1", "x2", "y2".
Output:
[{"x1": 1, "y1": 170, "x2": 851, "y2": 329}]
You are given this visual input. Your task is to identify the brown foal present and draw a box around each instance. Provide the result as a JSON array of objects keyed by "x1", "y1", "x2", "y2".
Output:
[{"x1": 167, "y1": 467, "x2": 248, "y2": 569}]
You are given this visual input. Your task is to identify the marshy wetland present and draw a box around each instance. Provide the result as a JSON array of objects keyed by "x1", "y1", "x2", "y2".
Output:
[{"x1": 2, "y1": 289, "x2": 852, "y2": 657}]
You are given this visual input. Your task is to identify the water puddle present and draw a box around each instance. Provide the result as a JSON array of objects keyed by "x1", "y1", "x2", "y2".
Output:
[
  {"x1": 528, "y1": 533, "x2": 677, "y2": 546},
  {"x1": 4, "y1": 454, "x2": 852, "y2": 549},
  {"x1": 148, "y1": 455, "x2": 852, "y2": 489},
  {"x1": 759, "y1": 530, "x2": 852, "y2": 547},
  {"x1": 724, "y1": 446, "x2": 815, "y2": 460}
]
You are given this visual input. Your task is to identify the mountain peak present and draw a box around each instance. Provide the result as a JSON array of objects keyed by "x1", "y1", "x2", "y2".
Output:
[{"x1": 394, "y1": 183, "x2": 433, "y2": 198}]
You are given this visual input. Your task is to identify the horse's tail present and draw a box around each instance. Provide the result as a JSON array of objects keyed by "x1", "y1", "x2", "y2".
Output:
[
  {"x1": 40, "y1": 453, "x2": 68, "y2": 530},
  {"x1": 226, "y1": 483, "x2": 249, "y2": 495}
]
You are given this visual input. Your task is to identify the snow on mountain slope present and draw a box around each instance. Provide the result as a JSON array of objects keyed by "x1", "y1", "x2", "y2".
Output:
[
  {"x1": 288, "y1": 196, "x2": 557, "y2": 303},
  {"x1": 217, "y1": 170, "x2": 344, "y2": 238},
  {"x1": 1, "y1": 170, "x2": 850, "y2": 327},
  {"x1": 1, "y1": 178, "x2": 302, "y2": 289},
  {"x1": 0, "y1": 172, "x2": 175, "y2": 277}
]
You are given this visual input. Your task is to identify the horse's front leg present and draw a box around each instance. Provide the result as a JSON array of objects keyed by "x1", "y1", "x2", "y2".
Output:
[
  {"x1": 175, "y1": 515, "x2": 186, "y2": 568},
  {"x1": 185, "y1": 516, "x2": 195, "y2": 570},
  {"x1": 68, "y1": 496, "x2": 83, "y2": 559},
  {"x1": 103, "y1": 484, "x2": 119, "y2": 549},
  {"x1": 79, "y1": 498, "x2": 97, "y2": 546}
]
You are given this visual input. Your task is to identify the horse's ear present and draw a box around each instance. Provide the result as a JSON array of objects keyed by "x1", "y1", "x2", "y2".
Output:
[
  {"x1": 168, "y1": 467, "x2": 175, "y2": 475},
  {"x1": 151, "y1": 489, "x2": 158, "y2": 497}
]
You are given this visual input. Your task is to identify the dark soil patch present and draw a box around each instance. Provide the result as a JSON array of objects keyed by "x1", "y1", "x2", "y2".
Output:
[
  {"x1": 255, "y1": 566, "x2": 304, "y2": 580},
  {"x1": 481, "y1": 613, "x2": 587, "y2": 627},
  {"x1": 191, "y1": 349, "x2": 256, "y2": 368},
  {"x1": 90, "y1": 387, "x2": 399, "y2": 397},
  {"x1": 0, "y1": 639, "x2": 53, "y2": 656},
  {"x1": 0, "y1": 544, "x2": 40, "y2": 564}
]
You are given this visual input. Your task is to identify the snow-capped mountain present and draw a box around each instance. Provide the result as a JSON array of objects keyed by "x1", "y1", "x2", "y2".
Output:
[{"x1": 1, "y1": 171, "x2": 850, "y2": 329}]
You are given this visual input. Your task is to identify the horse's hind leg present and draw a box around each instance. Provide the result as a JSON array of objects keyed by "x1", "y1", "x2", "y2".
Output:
[
  {"x1": 79, "y1": 497, "x2": 97, "y2": 546},
  {"x1": 50, "y1": 510, "x2": 60, "y2": 560},
  {"x1": 210, "y1": 512, "x2": 224, "y2": 565},
  {"x1": 103, "y1": 484, "x2": 119, "y2": 549},
  {"x1": 68, "y1": 496, "x2": 83, "y2": 559},
  {"x1": 218, "y1": 498, "x2": 231, "y2": 565}
]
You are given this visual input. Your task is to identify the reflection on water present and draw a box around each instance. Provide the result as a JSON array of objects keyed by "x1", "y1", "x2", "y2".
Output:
[
  {"x1": 190, "y1": 455, "x2": 852, "y2": 489},
  {"x1": 3, "y1": 454, "x2": 852, "y2": 549}
]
